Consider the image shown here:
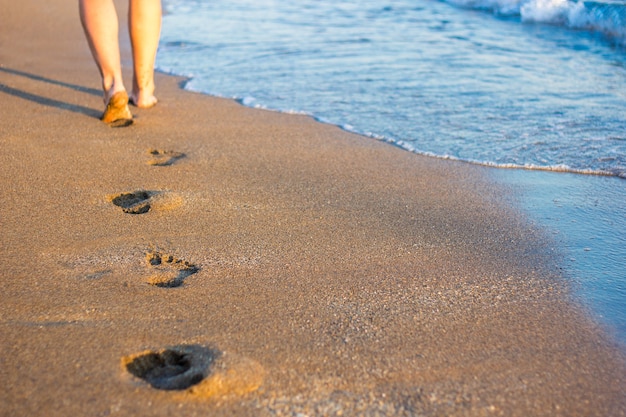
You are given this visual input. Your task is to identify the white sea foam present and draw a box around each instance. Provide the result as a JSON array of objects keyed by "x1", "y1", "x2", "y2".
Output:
[
  {"x1": 444, "y1": 0, "x2": 626, "y2": 43},
  {"x1": 521, "y1": 0, "x2": 580, "y2": 23}
]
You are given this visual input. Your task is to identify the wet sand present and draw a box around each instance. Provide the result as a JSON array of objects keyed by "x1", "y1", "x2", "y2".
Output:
[{"x1": 1, "y1": 0, "x2": 625, "y2": 416}]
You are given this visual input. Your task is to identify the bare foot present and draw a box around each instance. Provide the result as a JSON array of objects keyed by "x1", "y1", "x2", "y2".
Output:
[
  {"x1": 101, "y1": 91, "x2": 133, "y2": 126},
  {"x1": 130, "y1": 90, "x2": 158, "y2": 108}
]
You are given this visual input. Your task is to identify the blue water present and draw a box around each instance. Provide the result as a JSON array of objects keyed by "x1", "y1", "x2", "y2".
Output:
[
  {"x1": 494, "y1": 170, "x2": 626, "y2": 346},
  {"x1": 158, "y1": 0, "x2": 626, "y2": 345}
]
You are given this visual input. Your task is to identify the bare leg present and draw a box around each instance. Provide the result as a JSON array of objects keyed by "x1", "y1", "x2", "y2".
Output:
[
  {"x1": 79, "y1": 0, "x2": 127, "y2": 102},
  {"x1": 129, "y1": 0, "x2": 161, "y2": 108},
  {"x1": 79, "y1": 0, "x2": 132, "y2": 123}
]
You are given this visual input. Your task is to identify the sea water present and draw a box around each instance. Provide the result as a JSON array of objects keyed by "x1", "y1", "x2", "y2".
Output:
[{"x1": 157, "y1": 0, "x2": 626, "y2": 345}]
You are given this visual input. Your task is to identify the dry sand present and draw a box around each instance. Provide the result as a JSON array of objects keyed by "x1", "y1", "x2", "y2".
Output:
[{"x1": 1, "y1": 1, "x2": 625, "y2": 416}]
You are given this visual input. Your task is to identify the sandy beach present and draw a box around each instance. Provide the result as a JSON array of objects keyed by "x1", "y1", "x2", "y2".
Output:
[{"x1": 1, "y1": 1, "x2": 625, "y2": 416}]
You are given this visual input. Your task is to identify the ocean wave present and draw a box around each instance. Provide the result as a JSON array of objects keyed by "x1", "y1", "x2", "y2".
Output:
[
  {"x1": 158, "y1": 0, "x2": 626, "y2": 179},
  {"x1": 444, "y1": 0, "x2": 626, "y2": 44}
]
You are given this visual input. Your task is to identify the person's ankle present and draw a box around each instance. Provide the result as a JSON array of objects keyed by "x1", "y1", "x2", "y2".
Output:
[
  {"x1": 130, "y1": 89, "x2": 158, "y2": 108},
  {"x1": 104, "y1": 84, "x2": 127, "y2": 105}
]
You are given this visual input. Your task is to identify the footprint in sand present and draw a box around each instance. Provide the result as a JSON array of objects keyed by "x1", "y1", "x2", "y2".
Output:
[
  {"x1": 145, "y1": 250, "x2": 199, "y2": 288},
  {"x1": 122, "y1": 344, "x2": 265, "y2": 398},
  {"x1": 110, "y1": 190, "x2": 153, "y2": 214},
  {"x1": 109, "y1": 190, "x2": 182, "y2": 214},
  {"x1": 124, "y1": 345, "x2": 218, "y2": 390},
  {"x1": 147, "y1": 149, "x2": 185, "y2": 166}
]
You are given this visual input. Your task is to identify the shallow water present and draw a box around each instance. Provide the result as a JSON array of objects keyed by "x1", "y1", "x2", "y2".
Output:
[
  {"x1": 158, "y1": 0, "x2": 626, "y2": 346},
  {"x1": 159, "y1": 0, "x2": 626, "y2": 176},
  {"x1": 494, "y1": 169, "x2": 626, "y2": 346}
]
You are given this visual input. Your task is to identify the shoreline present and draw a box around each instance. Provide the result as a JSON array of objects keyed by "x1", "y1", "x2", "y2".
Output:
[
  {"x1": 491, "y1": 168, "x2": 626, "y2": 348},
  {"x1": 1, "y1": 0, "x2": 625, "y2": 416},
  {"x1": 164, "y1": 63, "x2": 626, "y2": 348},
  {"x1": 175, "y1": 75, "x2": 626, "y2": 180}
]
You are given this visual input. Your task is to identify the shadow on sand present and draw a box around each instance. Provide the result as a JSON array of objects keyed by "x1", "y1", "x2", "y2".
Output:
[{"x1": 0, "y1": 67, "x2": 102, "y2": 120}]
